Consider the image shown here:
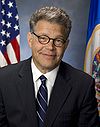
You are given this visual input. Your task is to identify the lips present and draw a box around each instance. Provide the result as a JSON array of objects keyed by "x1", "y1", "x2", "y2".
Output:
[
  {"x1": 40, "y1": 52, "x2": 56, "y2": 59},
  {"x1": 42, "y1": 53, "x2": 56, "y2": 56},
  {"x1": 39, "y1": 50, "x2": 55, "y2": 55}
]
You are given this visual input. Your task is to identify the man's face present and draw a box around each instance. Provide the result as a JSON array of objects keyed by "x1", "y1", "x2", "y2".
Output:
[{"x1": 27, "y1": 20, "x2": 68, "y2": 73}]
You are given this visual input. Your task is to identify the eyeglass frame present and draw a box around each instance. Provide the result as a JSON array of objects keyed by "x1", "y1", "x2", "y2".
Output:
[{"x1": 31, "y1": 32, "x2": 67, "y2": 47}]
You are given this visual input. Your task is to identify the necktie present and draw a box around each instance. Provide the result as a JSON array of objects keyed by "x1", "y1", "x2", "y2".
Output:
[{"x1": 37, "y1": 75, "x2": 48, "y2": 127}]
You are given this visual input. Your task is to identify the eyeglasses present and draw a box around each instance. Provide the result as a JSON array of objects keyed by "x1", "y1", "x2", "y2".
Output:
[{"x1": 31, "y1": 32, "x2": 66, "y2": 47}]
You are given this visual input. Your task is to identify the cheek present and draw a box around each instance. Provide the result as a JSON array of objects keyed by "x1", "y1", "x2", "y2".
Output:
[
  {"x1": 30, "y1": 40, "x2": 38, "y2": 50},
  {"x1": 31, "y1": 43, "x2": 42, "y2": 56},
  {"x1": 57, "y1": 48, "x2": 66, "y2": 57},
  {"x1": 31, "y1": 44, "x2": 38, "y2": 54}
]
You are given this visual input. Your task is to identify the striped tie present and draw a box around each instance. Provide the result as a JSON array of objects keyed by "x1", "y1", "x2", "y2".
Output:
[{"x1": 37, "y1": 75, "x2": 48, "y2": 127}]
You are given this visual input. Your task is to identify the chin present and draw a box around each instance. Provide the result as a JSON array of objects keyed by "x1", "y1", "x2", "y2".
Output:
[{"x1": 42, "y1": 63, "x2": 57, "y2": 71}]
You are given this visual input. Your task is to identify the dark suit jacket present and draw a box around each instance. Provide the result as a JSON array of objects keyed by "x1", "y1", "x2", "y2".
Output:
[{"x1": 0, "y1": 57, "x2": 99, "y2": 127}]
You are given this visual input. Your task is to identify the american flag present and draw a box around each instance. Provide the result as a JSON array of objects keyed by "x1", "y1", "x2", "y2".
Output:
[{"x1": 0, "y1": 0, "x2": 20, "y2": 67}]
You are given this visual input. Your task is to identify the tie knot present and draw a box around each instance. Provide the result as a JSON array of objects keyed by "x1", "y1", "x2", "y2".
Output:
[{"x1": 39, "y1": 75, "x2": 47, "y2": 83}]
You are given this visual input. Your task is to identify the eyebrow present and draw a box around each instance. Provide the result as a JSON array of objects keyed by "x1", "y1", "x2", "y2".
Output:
[{"x1": 36, "y1": 32, "x2": 65, "y2": 39}]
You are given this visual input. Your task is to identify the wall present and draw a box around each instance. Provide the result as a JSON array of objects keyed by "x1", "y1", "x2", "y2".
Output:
[{"x1": 16, "y1": 0, "x2": 90, "y2": 70}]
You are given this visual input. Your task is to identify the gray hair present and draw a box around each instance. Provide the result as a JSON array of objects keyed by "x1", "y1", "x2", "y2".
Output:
[{"x1": 29, "y1": 6, "x2": 72, "y2": 38}]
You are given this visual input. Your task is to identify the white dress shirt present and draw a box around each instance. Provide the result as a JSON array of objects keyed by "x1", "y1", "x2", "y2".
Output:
[{"x1": 31, "y1": 59, "x2": 59, "y2": 104}]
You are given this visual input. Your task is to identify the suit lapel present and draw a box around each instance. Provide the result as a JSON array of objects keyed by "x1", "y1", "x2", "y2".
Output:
[
  {"x1": 45, "y1": 62, "x2": 72, "y2": 127},
  {"x1": 15, "y1": 59, "x2": 72, "y2": 127},
  {"x1": 16, "y1": 58, "x2": 38, "y2": 127}
]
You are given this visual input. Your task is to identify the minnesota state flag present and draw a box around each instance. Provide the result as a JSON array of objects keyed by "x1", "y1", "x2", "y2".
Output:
[{"x1": 84, "y1": 0, "x2": 100, "y2": 117}]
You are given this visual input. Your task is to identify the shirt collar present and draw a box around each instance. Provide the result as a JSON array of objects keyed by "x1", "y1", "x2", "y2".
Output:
[
  {"x1": 44, "y1": 66, "x2": 59, "y2": 86},
  {"x1": 31, "y1": 59, "x2": 59, "y2": 87},
  {"x1": 31, "y1": 59, "x2": 42, "y2": 82}
]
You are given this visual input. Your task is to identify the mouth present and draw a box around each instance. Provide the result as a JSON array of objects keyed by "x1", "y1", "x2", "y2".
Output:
[{"x1": 41, "y1": 53, "x2": 56, "y2": 59}]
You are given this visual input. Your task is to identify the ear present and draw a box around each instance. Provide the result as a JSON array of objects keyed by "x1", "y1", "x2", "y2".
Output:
[{"x1": 27, "y1": 32, "x2": 33, "y2": 48}]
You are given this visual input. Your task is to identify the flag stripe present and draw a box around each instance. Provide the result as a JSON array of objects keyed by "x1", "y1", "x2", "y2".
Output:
[
  {"x1": 7, "y1": 43, "x2": 18, "y2": 63},
  {"x1": 16, "y1": 35, "x2": 20, "y2": 45},
  {"x1": 4, "y1": 50, "x2": 11, "y2": 65},
  {"x1": 11, "y1": 38, "x2": 20, "y2": 62},
  {"x1": 0, "y1": 51, "x2": 8, "y2": 67}
]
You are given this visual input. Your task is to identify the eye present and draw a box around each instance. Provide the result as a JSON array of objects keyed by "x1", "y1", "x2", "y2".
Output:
[
  {"x1": 55, "y1": 39, "x2": 65, "y2": 45},
  {"x1": 39, "y1": 36, "x2": 49, "y2": 43}
]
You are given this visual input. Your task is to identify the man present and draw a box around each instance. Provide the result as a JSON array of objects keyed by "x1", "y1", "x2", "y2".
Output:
[{"x1": 0, "y1": 6, "x2": 99, "y2": 127}]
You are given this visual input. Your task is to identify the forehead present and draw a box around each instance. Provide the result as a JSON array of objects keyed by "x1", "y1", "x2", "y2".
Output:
[{"x1": 34, "y1": 20, "x2": 65, "y2": 35}]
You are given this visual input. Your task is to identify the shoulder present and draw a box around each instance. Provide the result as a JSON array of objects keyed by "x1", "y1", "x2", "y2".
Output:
[
  {"x1": 0, "y1": 57, "x2": 31, "y2": 78},
  {"x1": 60, "y1": 61, "x2": 95, "y2": 85},
  {"x1": 59, "y1": 61, "x2": 96, "y2": 98}
]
